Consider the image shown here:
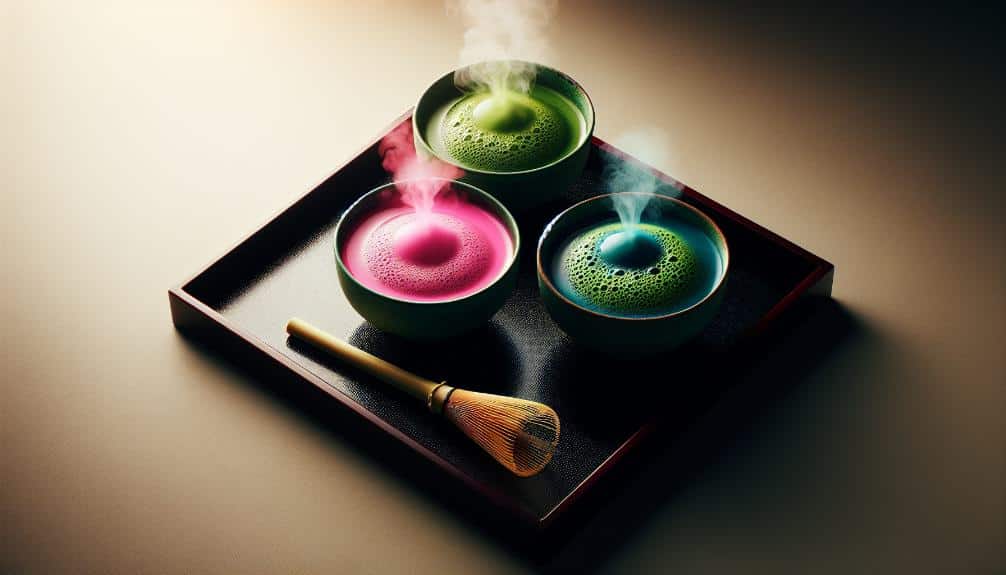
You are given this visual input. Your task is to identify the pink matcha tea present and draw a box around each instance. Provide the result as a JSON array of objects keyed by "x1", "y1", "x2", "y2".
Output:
[{"x1": 342, "y1": 186, "x2": 513, "y2": 302}]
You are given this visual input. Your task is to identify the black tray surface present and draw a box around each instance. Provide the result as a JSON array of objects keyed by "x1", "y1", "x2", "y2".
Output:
[{"x1": 173, "y1": 115, "x2": 832, "y2": 528}]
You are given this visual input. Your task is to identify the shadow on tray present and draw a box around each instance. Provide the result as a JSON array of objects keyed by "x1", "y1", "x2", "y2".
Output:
[
  {"x1": 538, "y1": 296, "x2": 863, "y2": 573},
  {"x1": 342, "y1": 321, "x2": 523, "y2": 397}
]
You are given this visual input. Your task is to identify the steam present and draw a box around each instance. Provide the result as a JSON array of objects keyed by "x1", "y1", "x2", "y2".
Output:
[
  {"x1": 378, "y1": 122, "x2": 463, "y2": 215},
  {"x1": 448, "y1": 0, "x2": 558, "y2": 95},
  {"x1": 604, "y1": 128, "x2": 681, "y2": 233}
]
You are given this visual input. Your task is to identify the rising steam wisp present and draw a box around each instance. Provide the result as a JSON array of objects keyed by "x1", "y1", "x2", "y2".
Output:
[
  {"x1": 379, "y1": 121, "x2": 463, "y2": 220},
  {"x1": 605, "y1": 128, "x2": 680, "y2": 235},
  {"x1": 449, "y1": 0, "x2": 558, "y2": 96}
]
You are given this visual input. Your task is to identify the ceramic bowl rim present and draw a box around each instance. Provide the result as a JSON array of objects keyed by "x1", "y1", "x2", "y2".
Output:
[
  {"x1": 334, "y1": 178, "x2": 521, "y2": 306},
  {"x1": 412, "y1": 59, "x2": 596, "y2": 177},
  {"x1": 536, "y1": 192, "x2": 730, "y2": 322}
]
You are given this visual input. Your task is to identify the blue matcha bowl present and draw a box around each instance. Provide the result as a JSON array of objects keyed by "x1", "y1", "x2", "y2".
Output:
[{"x1": 537, "y1": 193, "x2": 730, "y2": 356}]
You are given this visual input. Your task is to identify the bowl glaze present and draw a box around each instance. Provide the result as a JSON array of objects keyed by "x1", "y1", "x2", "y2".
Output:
[
  {"x1": 537, "y1": 193, "x2": 729, "y2": 356},
  {"x1": 413, "y1": 61, "x2": 595, "y2": 213},
  {"x1": 335, "y1": 179, "x2": 520, "y2": 341}
]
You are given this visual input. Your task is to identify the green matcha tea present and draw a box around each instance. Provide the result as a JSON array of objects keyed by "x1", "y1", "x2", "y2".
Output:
[{"x1": 424, "y1": 85, "x2": 586, "y2": 173}]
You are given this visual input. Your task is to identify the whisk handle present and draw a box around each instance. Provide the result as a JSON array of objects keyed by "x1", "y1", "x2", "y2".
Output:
[{"x1": 286, "y1": 318, "x2": 441, "y2": 404}]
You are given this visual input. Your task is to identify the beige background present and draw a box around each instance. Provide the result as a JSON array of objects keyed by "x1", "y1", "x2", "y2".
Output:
[{"x1": 3, "y1": 1, "x2": 1003, "y2": 573}]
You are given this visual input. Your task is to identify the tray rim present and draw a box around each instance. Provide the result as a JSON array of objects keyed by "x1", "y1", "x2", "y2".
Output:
[{"x1": 169, "y1": 109, "x2": 835, "y2": 531}]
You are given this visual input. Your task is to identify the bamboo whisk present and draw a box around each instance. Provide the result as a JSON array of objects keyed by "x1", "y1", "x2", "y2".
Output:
[{"x1": 286, "y1": 318, "x2": 560, "y2": 477}]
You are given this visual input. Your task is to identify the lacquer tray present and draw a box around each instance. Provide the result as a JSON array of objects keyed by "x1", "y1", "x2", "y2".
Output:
[{"x1": 169, "y1": 112, "x2": 834, "y2": 539}]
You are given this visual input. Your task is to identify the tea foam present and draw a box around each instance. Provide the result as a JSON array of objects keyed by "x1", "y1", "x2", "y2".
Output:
[
  {"x1": 552, "y1": 221, "x2": 722, "y2": 317},
  {"x1": 343, "y1": 201, "x2": 513, "y2": 302}
]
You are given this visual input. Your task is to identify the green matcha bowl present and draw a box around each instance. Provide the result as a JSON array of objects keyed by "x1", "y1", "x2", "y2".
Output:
[
  {"x1": 413, "y1": 61, "x2": 595, "y2": 213},
  {"x1": 334, "y1": 179, "x2": 520, "y2": 341},
  {"x1": 537, "y1": 193, "x2": 730, "y2": 356}
]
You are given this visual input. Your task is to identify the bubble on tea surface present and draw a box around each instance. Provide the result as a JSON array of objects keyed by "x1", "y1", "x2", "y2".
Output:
[
  {"x1": 558, "y1": 222, "x2": 699, "y2": 315},
  {"x1": 364, "y1": 213, "x2": 493, "y2": 298}
]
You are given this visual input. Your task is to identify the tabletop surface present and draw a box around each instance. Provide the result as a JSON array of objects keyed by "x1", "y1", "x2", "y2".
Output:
[{"x1": 4, "y1": 1, "x2": 1003, "y2": 573}]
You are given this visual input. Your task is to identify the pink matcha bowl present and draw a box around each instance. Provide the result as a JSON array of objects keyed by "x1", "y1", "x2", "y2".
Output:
[{"x1": 334, "y1": 179, "x2": 520, "y2": 341}]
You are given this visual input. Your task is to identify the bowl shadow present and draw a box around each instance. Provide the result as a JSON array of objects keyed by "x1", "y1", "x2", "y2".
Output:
[
  {"x1": 347, "y1": 319, "x2": 522, "y2": 397},
  {"x1": 532, "y1": 297, "x2": 864, "y2": 572}
]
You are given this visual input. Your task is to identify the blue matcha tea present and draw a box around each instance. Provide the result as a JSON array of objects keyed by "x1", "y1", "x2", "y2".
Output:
[{"x1": 551, "y1": 219, "x2": 724, "y2": 317}]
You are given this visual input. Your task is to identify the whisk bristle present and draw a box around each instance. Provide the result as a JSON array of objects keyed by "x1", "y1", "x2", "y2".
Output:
[{"x1": 443, "y1": 389, "x2": 560, "y2": 477}]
